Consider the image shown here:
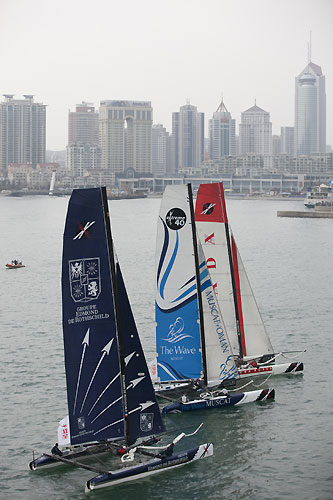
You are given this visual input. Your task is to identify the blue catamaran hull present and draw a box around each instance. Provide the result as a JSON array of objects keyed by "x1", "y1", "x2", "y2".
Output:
[
  {"x1": 85, "y1": 443, "x2": 213, "y2": 492},
  {"x1": 162, "y1": 388, "x2": 275, "y2": 414}
]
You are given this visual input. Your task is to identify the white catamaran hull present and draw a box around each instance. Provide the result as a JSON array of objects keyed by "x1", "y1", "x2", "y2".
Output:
[
  {"x1": 85, "y1": 443, "x2": 213, "y2": 492},
  {"x1": 238, "y1": 361, "x2": 303, "y2": 378}
]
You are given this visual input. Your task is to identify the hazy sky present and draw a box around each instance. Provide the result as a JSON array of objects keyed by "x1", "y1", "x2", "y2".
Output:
[{"x1": 1, "y1": 0, "x2": 332, "y2": 150}]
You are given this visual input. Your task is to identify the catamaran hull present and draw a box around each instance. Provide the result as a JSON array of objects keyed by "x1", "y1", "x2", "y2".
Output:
[
  {"x1": 29, "y1": 443, "x2": 116, "y2": 471},
  {"x1": 238, "y1": 362, "x2": 303, "y2": 378},
  {"x1": 85, "y1": 443, "x2": 213, "y2": 492},
  {"x1": 162, "y1": 388, "x2": 274, "y2": 414}
]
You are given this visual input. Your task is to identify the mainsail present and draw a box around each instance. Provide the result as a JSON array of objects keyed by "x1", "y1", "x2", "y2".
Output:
[
  {"x1": 155, "y1": 184, "x2": 237, "y2": 385},
  {"x1": 115, "y1": 261, "x2": 165, "y2": 443},
  {"x1": 62, "y1": 187, "x2": 164, "y2": 447},
  {"x1": 195, "y1": 182, "x2": 273, "y2": 359}
]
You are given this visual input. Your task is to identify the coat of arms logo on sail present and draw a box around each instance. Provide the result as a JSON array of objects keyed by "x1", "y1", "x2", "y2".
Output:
[{"x1": 69, "y1": 258, "x2": 101, "y2": 302}]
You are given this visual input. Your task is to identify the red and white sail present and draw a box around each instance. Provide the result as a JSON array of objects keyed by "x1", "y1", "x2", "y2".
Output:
[{"x1": 195, "y1": 182, "x2": 273, "y2": 360}]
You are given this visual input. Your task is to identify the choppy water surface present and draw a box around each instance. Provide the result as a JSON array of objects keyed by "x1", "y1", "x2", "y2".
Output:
[{"x1": 0, "y1": 195, "x2": 332, "y2": 500}]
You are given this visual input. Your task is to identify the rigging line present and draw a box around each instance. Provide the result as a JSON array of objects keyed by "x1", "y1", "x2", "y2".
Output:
[
  {"x1": 229, "y1": 380, "x2": 254, "y2": 391},
  {"x1": 280, "y1": 349, "x2": 306, "y2": 360},
  {"x1": 84, "y1": 446, "x2": 111, "y2": 466},
  {"x1": 250, "y1": 374, "x2": 273, "y2": 387}
]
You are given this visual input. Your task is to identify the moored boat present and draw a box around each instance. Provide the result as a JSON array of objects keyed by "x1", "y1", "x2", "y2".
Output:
[{"x1": 304, "y1": 183, "x2": 332, "y2": 208}]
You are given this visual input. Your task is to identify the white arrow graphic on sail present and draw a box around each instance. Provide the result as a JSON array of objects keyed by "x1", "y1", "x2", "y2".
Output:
[
  {"x1": 91, "y1": 395, "x2": 123, "y2": 424},
  {"x1": 80, "y1": 338, "x2": 114, "y2": 414},
  {"x1": 124, "y1": 352, "x2": 136, "y2": 366},
  {"x1": 88, "y1": 372, "x2": 121, "y2": 416},
  {"x1": 127, "y1": 400, "x2": 155, "y2": 415},
  {"x1": 127, "y1": 376, "x2": 145, "y2": 390},
  {"x1": 73, "y1": 328, "x2": 90, "y2": 414},
  {"x1": 91, "y1": 375, "x2": 146, "y2": 424}
]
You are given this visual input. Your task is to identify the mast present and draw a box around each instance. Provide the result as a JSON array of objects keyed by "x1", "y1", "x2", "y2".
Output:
[
  {"x1": 188, "y1": 183, "x2": 208, "y2": 386},
  {"x1": 101, "y1": 187, "x2": 129, "y2": 444}
]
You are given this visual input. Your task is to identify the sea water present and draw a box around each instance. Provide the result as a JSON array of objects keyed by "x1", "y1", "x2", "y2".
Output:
[{"x1": 0, "y1": 195, "x2": 332, "y2": 500}]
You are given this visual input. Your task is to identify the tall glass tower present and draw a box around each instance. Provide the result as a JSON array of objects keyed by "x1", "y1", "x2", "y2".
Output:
[
  {"x1": 294, "y1": 62, "x2": 326, "y2": 156},
  {"x1": 239, "y1": 103, "x2": 272, "y2": 155},
  {"x1": 172, "y1": 102, "x2": 204, "y2": 172},
  {"x1": 209, "y1": 99, "x2": 236, "y2": 159}
]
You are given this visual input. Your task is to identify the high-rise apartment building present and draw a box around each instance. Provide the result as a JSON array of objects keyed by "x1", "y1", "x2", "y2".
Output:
[
  {"x1": 172, "y1": 102, "x2": 204, "y2": 172},
  {"x1": 67, "y1": 102, "x2": 100, "y2": 176},
  {"x1": 239, "y1": 103, "x2": 272, "y2": 155},
  {"x1": 0, "y1": 94, "x2": 46, "y2": 171},
  {"x1": 152, "y1": 124, "x2": 169, "y2": 176},
  {"x1": 281, "y1": 127, "x2": 295, "y2": 156},
  {"x1": 294, "y1": 61, "x2": 326, "y2": 156},
  {"x1": 68, "y1": 102, "x2": 99, "y2": 146},
  {"x1": 99, "y1": 100, "x2": 152, "y2": 181},
  {"x1": 209, "y1": 99, "x2": 236, "y2": 160},
  {"x1": 66, "y1": 144, "x2": 101, "y2": 178}
]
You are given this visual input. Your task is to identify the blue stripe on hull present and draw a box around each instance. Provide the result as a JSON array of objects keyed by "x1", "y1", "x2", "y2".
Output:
[
  {"x1": 86, "y1": 445, "x2": 209, "y2": 491},
  {"x1": 162, "y1": 393, "x2": 245, "y2": 414}
]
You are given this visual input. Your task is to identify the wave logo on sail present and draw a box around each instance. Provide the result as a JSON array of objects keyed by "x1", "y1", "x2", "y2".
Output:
[
  {"x1": 69, "y1": 258, "x2": 101, "y2": 303},
  {"x1": 165, "y1": 208, "x2": 186, "y2": 230},
  {"x1": 162, "y1": 317, "x2": 193, "y2": 343}
]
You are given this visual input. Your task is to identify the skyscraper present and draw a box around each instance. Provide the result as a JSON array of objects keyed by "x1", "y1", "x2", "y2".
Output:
[
  {"x1": 239, "y1": 103, "x2": 272, "y2": 155},
  {"x1": 294, "y1": 61, "x2": 326, "y2": 156},
  {"x1": 68, "y1": 102, "x2": 99, "y2": 146},
  {"x1": 99, "y1": 100, "x2": 152, "y2": 181},
  {"x1": 0, "y1": 94, "x2": 46, "y2": 171},
  {"x1": 152, "y1": 124, "x2": 169, "y2": 176},
  {"x1": 67, "y1": 102, "x2": 101, "y2": 176},
  {"x1": 280, "y1": 127, "x2": 294, "y2": 156},
  {"x1": 172, "y1": 102, "x2": 204, "y2": 172},
  {"x1": 209, "y1": 99, "x2": 236, "y2": 160}
]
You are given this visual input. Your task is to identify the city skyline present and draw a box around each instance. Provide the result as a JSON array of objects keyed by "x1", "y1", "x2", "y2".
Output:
[{"x1": 1, "y1": 0, "x2": 332, "y2": 150}]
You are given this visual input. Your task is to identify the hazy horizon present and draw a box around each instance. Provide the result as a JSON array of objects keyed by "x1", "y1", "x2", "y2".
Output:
[{"x1": 1, "y1": 0, "x2": 332, "y2": 151}]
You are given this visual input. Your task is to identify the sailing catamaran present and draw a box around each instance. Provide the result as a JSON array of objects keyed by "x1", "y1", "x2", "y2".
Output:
[
  {"x1": 154, "y1": 184, "x2": 275, "y2": 413},
  {"x1": 29, "y1": 187, "x2": 213, "y2": 491},
  {"x1": 194, "y1": 182, "x2": 304, "y2": 378}
]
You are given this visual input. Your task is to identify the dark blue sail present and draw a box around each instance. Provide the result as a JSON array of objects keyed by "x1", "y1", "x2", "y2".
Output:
[
  {"x1": 62, "y1": 188, "x2": 125, "y2": 446},
  {"x1": 116, "y1": 262, "x2": 165, "y2": 444}
]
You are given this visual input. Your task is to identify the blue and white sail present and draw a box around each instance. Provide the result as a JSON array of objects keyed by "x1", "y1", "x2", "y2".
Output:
[
  {"x1": 62, "y1": 188, "x2": 124, "y2": 445},
  {"x1": 155, "y1": 184, "x2": 237, "y2": 385},
  {"x1": 155, "y1": 185, "x2": 203, "y2": 381}
]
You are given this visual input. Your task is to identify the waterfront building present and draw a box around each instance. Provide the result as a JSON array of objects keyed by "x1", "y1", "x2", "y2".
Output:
[
  {"x1": 68, "y1": 102, "x2": 99, "y2": 146},
  {"x1": 0, "y1": 95, "x2": 46, "y2": 172},
  {"x1": 239, "y1": 103, "x2": 272, "y2": 156},
  {"x1": 99, "y1": 100, "x2": 153, "y2": 183},
  {"x1": 7, "y1": 162, "x2": 59, "y2": 188},
  {"x1": 66, "y1": 143, "x2": 101, "y2": 178},
  {"x1": 209, "y1": 99, "x2": 236, "y2": 160},
  {"x1": 172, "y1": 102, "x2": 204, "y2": 172},
  {"x1": 281, "y1": 127, "x2": 294, "y2": 156},
  {"x1": 294, "y1": 61, "x2": 326, "y2": 155}
]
